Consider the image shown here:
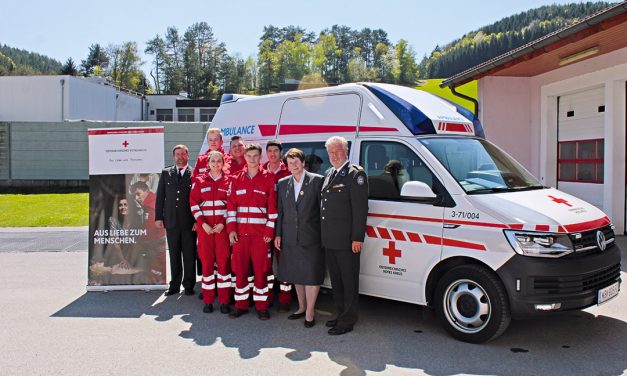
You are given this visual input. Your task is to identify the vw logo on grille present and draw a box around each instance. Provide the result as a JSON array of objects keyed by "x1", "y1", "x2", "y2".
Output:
[{"x1": 596, "y1": 230, "x2": 607, "y2": 251}]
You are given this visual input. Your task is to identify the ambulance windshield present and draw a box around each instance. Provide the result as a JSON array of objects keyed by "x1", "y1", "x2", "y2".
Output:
[{"x1": 419, "y1": 137, "x2": 543, "y2": 194}]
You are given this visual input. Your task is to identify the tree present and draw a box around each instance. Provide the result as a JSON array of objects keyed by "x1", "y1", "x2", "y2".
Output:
[
  {"x1": 81, "y1": 44, "x2": 109, "y2": 76},
  {"x1": 106, "y1": 42, "x2": 147, "y2": 92},
  {"x1": 395, "y1": 39, "x2": 418, "y2": 85},
  {"x1": 61, "y1": 57, "x2": 78, "y2": 75},
  {"x1": 145, "y1": 35, "x2": 168, "y2": 94},
  {"x1": 164, "y1": 27, "x2": 185, "y2": 94}
]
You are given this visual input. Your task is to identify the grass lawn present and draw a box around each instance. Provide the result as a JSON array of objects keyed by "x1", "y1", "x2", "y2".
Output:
[
  {"x1": 415, "y1": 79, "x2": 477, "y2": 112},
  {"x1": 0, "y1": 193, "x2": 88, "y2": 227}
]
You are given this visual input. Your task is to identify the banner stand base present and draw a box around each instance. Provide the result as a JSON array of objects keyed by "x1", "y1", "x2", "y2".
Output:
[{"x1": 86, "y1": 284, "x2": 168, "y2": 292}]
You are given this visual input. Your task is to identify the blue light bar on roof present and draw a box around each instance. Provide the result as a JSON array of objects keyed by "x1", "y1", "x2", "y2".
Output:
[{"x1": 364, "y1": 84, "x2": 436, "y2": 136}]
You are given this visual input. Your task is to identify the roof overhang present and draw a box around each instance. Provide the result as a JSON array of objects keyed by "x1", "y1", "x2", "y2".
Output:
[{"x1": 441, "y1": 2, "x2": 627, "y2": 88}]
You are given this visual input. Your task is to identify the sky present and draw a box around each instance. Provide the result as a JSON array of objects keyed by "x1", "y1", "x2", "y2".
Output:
[{"x1": 1, "y1": 0, "x2": 602, "y2": 71}]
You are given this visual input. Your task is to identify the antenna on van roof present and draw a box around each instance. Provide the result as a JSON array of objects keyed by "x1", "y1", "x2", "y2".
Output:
[{"x1": 221, "y1": 93, "x2": 253, "y2": 104}]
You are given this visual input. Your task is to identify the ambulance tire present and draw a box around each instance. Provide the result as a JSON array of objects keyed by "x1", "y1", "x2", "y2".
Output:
[{"x1": 434, "y1": 264, "x2": 511, "y2": 343}]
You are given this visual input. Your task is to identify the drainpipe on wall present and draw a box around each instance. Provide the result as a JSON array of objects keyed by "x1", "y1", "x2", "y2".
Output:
[
  {"x1": 449, "y1": 85, "x2": 479, "y2": 117},
  {"x1": 60, "y1": 78, "x2": 65, "y2": 121},
  {"x1": 114, "y1": 93, "x2": 119, "y2": 121}
]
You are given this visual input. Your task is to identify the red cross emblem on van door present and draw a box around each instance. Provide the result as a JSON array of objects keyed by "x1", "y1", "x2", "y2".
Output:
[
  {"x1": 383, "y1": 241, "x2": 402, "y2": 264},
  {"x1": 548, "y1": 195, "x2": 572, "y2": 207}
]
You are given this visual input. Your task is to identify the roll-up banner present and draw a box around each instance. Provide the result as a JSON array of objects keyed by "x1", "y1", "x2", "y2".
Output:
[{"x1": 87, "y1": 127, "x2": 167, "y2": 291}]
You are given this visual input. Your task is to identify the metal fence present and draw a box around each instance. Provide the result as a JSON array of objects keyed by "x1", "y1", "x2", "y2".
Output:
[{"x1": 0, "y1": 121, "x2": 211, "y2": 188}]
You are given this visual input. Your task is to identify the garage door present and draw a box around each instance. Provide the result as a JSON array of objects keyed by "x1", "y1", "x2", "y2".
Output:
[{"x1": 557, "y1": 86, "x2": 605, "y2": 209}]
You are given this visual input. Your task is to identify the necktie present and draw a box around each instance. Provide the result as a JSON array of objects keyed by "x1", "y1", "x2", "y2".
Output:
[
  {"x1": 177, "y1": 168, "x2": 183, "y2": 182},
  {"x1": 330, "y1": 169, "x2": 337, "y2": 182}
]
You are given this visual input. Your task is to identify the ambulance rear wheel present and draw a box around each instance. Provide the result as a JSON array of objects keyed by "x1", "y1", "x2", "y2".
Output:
[{"x1": 434, "y1": 264, "x2": 510, "y2": 343}]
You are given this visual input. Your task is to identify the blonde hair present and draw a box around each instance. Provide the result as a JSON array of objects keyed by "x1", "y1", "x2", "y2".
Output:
[
  {"x1": 206, "y1": 128, "x2": 223, "y2": 140},
  {"x1": 325, "y1": 136, "x2": 348, "y2": 152},
  {"x1": 207, "y1": 150, "x2": 225, "y2": 162}
]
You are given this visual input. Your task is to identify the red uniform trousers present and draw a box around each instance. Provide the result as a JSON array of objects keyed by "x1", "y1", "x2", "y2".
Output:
[
  {"x1": 198, "y1": 229, "x2": 231, "y2": 305},
  {"x1": 232, "y1": 234, "x2": 271, "y2": 311}
]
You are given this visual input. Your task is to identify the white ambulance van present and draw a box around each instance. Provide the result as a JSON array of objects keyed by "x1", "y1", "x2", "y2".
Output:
[{"x1": 203, "y1": 83, "x2": 621, "y2": 343}]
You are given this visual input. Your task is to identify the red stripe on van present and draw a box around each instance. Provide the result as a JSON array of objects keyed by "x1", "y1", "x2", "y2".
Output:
[
  {"x1": 423, "y1": 235, "x2": 441, "y2": 245},
  {"x1": 277, "y1": 125, "x2": 396, "y2": 135},
  {"x1": 366, "y1": 226, "x2": 377, "y2": 238},
  {"x1": 368, "y1": 213, "x2": 508, "y2": 229},
  {"x1": 535, "y1": 225, "x2": 550, "y2": 232},
  {"x1": 377, "y1": 227, "x2": 392, "y2": 239},
  {"x1": 563, "y1": 216, "x2": 611, "y2": 233},
  {"x1": 508, "y1": 224, "x2": 524, "y2": 230},
  {"x1": 258, "y1": 124, "x2": 277, "y2": 136},
  {"x1": 423, "y1": 234, "x2": 485, "y2": 250},
  {"x1": 406, "y1": 232, "x2": 422, "y2": 243},
  {"x1": 391, "y1": 229, "x2": 406, "y2": 241}
]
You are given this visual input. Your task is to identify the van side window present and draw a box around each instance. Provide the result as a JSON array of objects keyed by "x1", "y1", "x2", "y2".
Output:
[
  {"x1": 360, "y1": 141, "x2": 438, "y2": 201},
  {"x1": 281, "y1": 142, "x2": 351, "y2": 175}
]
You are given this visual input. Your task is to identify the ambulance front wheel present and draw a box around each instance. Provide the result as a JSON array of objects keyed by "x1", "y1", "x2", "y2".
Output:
[{"x1": 434, "y1": 264, "x2": 511, "y2": 343}]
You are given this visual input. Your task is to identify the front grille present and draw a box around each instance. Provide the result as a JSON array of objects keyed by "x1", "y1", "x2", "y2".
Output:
[
  {"x1": 566, "y1": 225, "x2": 615, "y2": 258},
  {"x1": 531, "y1": 263, "x2": 620, "y2": 295}
]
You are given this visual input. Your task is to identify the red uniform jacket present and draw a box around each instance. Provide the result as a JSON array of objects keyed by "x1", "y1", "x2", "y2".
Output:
[
  {"x1": 226, "y1": 169, "x2": 277, "y2": 239},
  {"x1": 192, "y1": 147, "x2": 228, "y2": 178},
  {"x1": 189, "y1": 174, "x2": 231, "y2": 227}
]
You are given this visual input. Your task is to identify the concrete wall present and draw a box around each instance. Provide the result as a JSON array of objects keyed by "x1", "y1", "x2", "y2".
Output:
[
  {"x1": 0, "y1": 76, "x2": 65, "y2": 122},
  {"x1": 0, "y1": 121, "x2": 211, "y2": 186}
]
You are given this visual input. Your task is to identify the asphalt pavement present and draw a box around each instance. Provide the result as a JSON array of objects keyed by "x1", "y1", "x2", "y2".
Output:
[{"x1": 0, "y1": 227, "x2": 625, "y2": 375}]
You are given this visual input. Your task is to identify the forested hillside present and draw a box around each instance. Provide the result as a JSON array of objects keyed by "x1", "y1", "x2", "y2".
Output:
[
  {"x1": 419, "y1": 2, "x2": 612, "y2": 78},
  {"x1": 0, "y1": 44, "x2": 62, "y2": 75}
]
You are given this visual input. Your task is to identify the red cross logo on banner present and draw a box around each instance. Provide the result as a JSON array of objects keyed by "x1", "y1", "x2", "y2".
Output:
[
  {"x1": 122, "y1": 140, "x2": 129, "y2": 148},
  {"x1": 548, "y1": 195, "x2": 572, "y2": 207},
  {"x1": 383, "y1": 241, "x2": 402, "y2": 264}
]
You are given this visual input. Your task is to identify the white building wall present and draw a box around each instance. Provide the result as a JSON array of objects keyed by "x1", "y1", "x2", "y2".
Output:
[
  {"x1": 479, "y1": 46, "x2": 627, "y2": 230},
  {"x1": 0, "y1": 76, "x2": 65, "y2": 121},
  {"x1": 0, "y1": 75, "x2": 143, "y2": 122},
  {"x1": 478, "y1": 77, "x2": 532, "y2": 169}
]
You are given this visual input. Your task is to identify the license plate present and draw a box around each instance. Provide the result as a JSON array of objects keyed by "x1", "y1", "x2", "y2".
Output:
[{"x1": 597, "y1": 281, "x2": 620, "y2": 305}]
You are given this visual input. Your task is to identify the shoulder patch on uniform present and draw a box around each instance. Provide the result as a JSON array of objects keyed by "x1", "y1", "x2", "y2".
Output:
[
  {"x1": 353, "y1": 164, "x2": 364, "y2": 171},
  {"x1": 357, "y1": 175, "x2": 365, "y2": 186}
]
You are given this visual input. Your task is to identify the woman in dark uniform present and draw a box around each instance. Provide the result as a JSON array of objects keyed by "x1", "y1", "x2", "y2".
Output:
[{"x1": 274, "y1": 148, "x2": 325, "y2": 328}]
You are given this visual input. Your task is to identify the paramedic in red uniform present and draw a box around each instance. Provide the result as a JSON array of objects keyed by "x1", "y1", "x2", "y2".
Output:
[
  {"x1": 262, "y1": 140, "x2": 293, "y2": 312},
  {"x1": 225, "y1": 135, "x2": 246, "y2": 176},
  {"x1": 190, "y1": 150, "x2": 232, "y2": 314},
  {"x1": 192, "y1": 128, "x2": 229, "y2": 178},
  {"x1": 227, "y1": 143, "x2": 278, "y2": 320}
]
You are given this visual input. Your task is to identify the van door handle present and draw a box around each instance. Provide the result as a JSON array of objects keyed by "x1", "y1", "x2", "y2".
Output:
[{"x1": 443, "y1": 223, "x2": 460, "y2": 229}]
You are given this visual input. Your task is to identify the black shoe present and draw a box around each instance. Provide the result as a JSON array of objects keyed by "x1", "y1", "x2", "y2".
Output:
[
  {"x1": 229, "y1": 309, "x2": 248, "y2": 318},
  {"x1": 220, "y1": 304, "x2": 230, "y2": 314},
  {"x1": 164, "y1": 289, "x2": 179, "y2": 296},
  {"x1": 198, "y1": 292, "x2": 203, "y2": 300},
  {"x1": 287, "y1": 312, "x2": 306, "y2": 320},
  {"x1": 184, "y1": 289, "x2": 195, "y2": 296},
  {"x1": 203, "y1": 304, "x2": 213, "y2": 313},
  {"x1": 277, "y1": 304, "x2": 291, "y2": 313},
  {"x1": 325, "y1": 319, "x2": 337, "y2": 328},
  {"x1": 304, "y1": 319, "x2": 316, "y2": 328},
  {"x1": 257, "y1": 310, "x2": 270, "y2": 320},
  {"x1": 328, "y1": 327, "x2": 352, "y2": 335}
]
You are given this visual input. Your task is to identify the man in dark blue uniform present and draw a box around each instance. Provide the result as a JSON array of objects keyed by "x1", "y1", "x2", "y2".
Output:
[
  {"x1": 155, "y1": 144, "x2": 197, "y2": 296},
  {"x1": 320, "y1": 136, "x2": 369, "y2": 335}
]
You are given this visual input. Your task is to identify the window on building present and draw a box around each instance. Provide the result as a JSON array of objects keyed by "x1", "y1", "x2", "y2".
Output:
[
  {"x1": 178, "y1": 109, "x2": 195, "y2": 122},
  {"x1": 200, "y1": 108, "x2": 217, "y2": 122},
  {"x1": 558, "y1": 139, "x2": 604, "y2": 183},
  {"x1": 156, "y1": 109, "x2": 173, "y2": 122}
]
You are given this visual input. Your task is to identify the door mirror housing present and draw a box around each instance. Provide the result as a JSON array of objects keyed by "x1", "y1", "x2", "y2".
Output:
[{"x1": 400, "y1": 181, "x2": 439, "y2": 204}]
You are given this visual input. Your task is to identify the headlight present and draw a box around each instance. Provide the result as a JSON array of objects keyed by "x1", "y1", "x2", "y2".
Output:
[{"x1": 504, "y1": 230, "x2": 574, "y2": 258}]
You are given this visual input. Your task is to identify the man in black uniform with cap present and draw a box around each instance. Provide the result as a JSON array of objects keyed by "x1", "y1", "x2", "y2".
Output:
[{"x1": 320, "y1": 136, "x2": 369, "y2": 335}]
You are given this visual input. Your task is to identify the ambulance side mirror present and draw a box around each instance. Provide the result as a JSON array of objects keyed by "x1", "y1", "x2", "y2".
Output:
[{"x1": 400, "y1": 181, "x2": 439, "y2": 204}]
